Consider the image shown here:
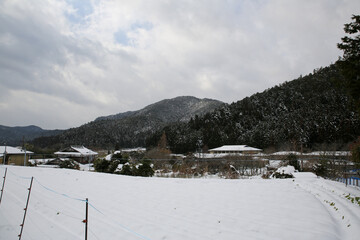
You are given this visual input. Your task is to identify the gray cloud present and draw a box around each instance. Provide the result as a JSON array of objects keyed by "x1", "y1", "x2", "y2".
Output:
[{"x1": 0, "y1": 0, "x2": 359, "y2": 129}]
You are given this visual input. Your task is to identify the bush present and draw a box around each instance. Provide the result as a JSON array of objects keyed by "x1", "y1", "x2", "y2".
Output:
[
  {"x1": 94, "y1": 158, "x2": 154, "y2": 177},
  {"x1": 119, "y1": 164, "x2": 133, "y2": 176},
  {"x1": 313, "y1": 163, "x2": 327, "y2": 177},
  {"x1": 111, "y1": 152, "x2": 129, "y2": 164},
  {"x1": 93, "y1": 158, "x2": 110, "y2": 172},
  {"x1": 59, "y1": 160, "x2": 80, "y2": 170},
  {"x1": 135, "y1": 160, "x2": 154, "y2": 177},
  {"x1": 118, "y1": 160, "x2": 154, "y2": 177},
  {"x1": 272, "y1": 171, "x2": 294, "y2": 179},
  {"x1": 287, "y1": 154, "x2": 300, "y2": 171}
]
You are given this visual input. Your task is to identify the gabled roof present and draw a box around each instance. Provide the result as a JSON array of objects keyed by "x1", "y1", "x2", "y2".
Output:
[
  {"x1": 0, "y1": 146, "x2": 34, "y2": 156},
  {"x1": 54, "y1": 146, "x2": 97, "y2": 156},
  {"x1": 209, "y1": 145, "x2": 262, "y2": 152}
]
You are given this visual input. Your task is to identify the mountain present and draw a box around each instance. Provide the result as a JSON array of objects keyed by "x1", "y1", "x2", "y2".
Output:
[
  {"x1": 147, "y1": 64, "x2": 360, "y2": 153},
  {"x1": 0, "y1": 125, "x2": 63, "y2": 146},
  {"x1": 95, "y1": 96, "x2": 224, "y2": 122},
  {"x1": 32, "y1": 96, "x2": 224, "y2": 149}
]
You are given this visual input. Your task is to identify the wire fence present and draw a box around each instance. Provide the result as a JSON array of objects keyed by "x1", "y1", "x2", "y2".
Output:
[{"x1": 0, "y1": 166, "x2": 155, "y2": 240}]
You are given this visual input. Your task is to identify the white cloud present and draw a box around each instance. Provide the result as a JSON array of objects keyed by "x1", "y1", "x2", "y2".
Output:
[{"x1": 0, "y1": 0, "x2": 359, "y2": 129}]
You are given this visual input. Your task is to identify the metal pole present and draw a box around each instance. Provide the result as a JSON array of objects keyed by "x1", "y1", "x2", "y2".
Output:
[
  {"x1": 19, "y1": 176, "x2": 33, "y2": 240},
  {"x1": 344, "y1": 160, "x2": 347, "y2": 187},
  {"x1": 3, "y1": 144, "x2": 7, "y2": 165},
  {"x1": 23, "y1": 136, "x2": 26, "y2": 166},
  {"x1": 0, "y1": 168, "x2": 7, "y2": 205},
  {"x1": 85, "y1": 198, "x2": 88, "y2": 240},
  {"x1": 24, "y1": 148, "x2": 27, "y2": 167}
]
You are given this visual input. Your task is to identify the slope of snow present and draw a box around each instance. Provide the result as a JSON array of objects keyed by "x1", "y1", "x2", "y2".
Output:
[{"x1": 0, "y1": 166, "x2": 359, "y2": 240}]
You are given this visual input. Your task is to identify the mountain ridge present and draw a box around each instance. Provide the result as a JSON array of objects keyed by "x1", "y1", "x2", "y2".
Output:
[
  {"x1": 146, "y1": 64, "x2": 360, "y2": 153},
  {"x1": 31, "y1": 96, "x2": 224, "y2": 149},
  {"x1": 0, "y1": 125, "x2": 63, "y2": 146}
]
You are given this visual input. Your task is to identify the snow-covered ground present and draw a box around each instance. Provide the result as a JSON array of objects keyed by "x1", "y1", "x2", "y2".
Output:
[{"x1": 0, "y1": 166, "x2": 359, "y2": 240}]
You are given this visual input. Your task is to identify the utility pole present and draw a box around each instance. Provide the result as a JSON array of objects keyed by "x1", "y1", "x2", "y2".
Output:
[
  {"x1": 344, "y1": 160, "x2": 347, "y2": 187},
  {"x1": 23, "y1": 136, "x2": 27, "y2": 166},
  {"x1": 3, "y1": 143, "x2": 7, "y2": 165}
]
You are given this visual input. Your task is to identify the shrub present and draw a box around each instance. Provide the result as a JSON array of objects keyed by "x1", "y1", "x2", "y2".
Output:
[
  {"x1": 272, "y1": 171, "x2": 294, "y2": 179},
  {"x1": 119, "y1": 164, "x2": 133, "y2": 176},
  {"x1": 135, "y1": 160, "x2": 154, "y2": 177},
  {"x1": 287, "y1": 154, "x2": 300, "y2": 171},
  {"x1": 93, "y1": 158, "x2": 110, "y2": 172},
  {"x1": 59, "y1": 160, "x2": 80, "y2": 170}
]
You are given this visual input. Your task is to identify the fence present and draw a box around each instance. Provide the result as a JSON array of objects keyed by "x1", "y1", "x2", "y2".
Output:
[
  {"x1": 336, "y1": 177, "x2": 360, "y2": 187},
  {"x1": 0, "y1": 166, "x2": 154, "y2": 240}
]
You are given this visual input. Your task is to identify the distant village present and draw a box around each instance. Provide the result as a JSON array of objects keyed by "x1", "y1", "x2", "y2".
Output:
[{"x1": 0, "y1": 144, "x2": 351, "y2": 169}]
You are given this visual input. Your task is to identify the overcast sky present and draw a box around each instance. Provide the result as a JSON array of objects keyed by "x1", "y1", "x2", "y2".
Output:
[{"x1": 0, "y1": 0, "x2": 359, "y2": 129}]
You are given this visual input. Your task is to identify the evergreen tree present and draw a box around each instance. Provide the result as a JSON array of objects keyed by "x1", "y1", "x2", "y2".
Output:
[{"x1": 337, "y1": 15, "x2": 360, "y2": 111}]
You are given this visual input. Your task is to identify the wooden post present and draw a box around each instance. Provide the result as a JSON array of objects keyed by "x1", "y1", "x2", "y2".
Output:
[
  {"x1": 19, "y1": 176, "x2": 33, "y2": 240},
  {"x1": 0, "y1": 168, "x2": 7, "y2": 205}
]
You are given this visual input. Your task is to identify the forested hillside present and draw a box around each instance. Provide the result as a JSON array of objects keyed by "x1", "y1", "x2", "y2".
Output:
[
  {"x1": 31, "y1": 96, "x2": 223, "y2": 149},
  {"x1": 147, "y1": 64, "x2": 360, "y2": 153},
  {"x1": 0, "y1": 125, "x2": 63, "y2": 146}
]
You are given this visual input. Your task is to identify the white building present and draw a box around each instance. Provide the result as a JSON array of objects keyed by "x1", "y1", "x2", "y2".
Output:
[
  {"x1": 209, "y1": 145, "x2": 262, "y2": 155},
  {"x1": 54, "y1": 146, "x2": 98, "y2": 163}
]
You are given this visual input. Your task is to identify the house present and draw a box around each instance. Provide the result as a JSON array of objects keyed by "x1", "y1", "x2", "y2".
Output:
[
  {"x1": 0, "y1": 146, "x2": 33, "y2": 166},
  {"x1": 54, "y1": 146, "x2": 98, "y2": 164},
  {"x1": 209, "y1": 145, "x2": 262, "y2": 155}
]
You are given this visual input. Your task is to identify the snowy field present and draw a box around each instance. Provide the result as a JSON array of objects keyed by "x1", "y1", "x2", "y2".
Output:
[{"x1": 0, "y1": 166, "x2": 359, "y2": 240}]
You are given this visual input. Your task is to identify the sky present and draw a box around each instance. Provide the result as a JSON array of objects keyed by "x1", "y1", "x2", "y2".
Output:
[{"x1": 0, "y1": 0, "x2": 359, "y2": 130}]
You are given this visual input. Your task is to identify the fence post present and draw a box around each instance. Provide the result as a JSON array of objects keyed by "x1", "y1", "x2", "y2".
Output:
[
  {"x1": 83, "y1": 198, "x2": 88, "y2": 240},
  {"x1": 19, "y1": 176, "x2": 33, "y2": 240},
  {"x1": 0, "y1": 168, "x2": 7, "y2": 205}
]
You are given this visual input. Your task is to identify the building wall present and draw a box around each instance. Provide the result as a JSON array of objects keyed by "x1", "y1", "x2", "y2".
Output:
[{"x1": 0, "y1": 155, "x2": 31, "y2": 166}]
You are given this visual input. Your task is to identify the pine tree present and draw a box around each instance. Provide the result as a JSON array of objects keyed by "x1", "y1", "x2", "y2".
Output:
[{"x1": 337, "y1": 15, "x2": 360, "y2": 111}]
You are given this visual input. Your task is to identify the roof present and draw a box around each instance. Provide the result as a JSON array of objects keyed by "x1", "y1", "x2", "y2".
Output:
[
  {"x1": 209, "y1": 145, "x2": 262, "y2": 152},
  {"x1": 0, "y1": 146, "x2": 34, "y2": 156},
  {"x1": 54, "y1": 146, "x2": 98, "y2": 156},
  {"x1": 270, "y1": 151, "x2": 351, "y2": 156}
]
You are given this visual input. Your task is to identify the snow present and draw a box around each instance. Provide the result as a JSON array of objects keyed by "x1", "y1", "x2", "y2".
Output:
[
  {"x1": 209, "y1": 145, "x2": 261, "y2": 152},
  {"x1": 270, "y1": 151, "x2": 351, "y2": 156},
  {"x1": 271, "y1": 151, "x2": 302, "y2": 155},
  {"x1": 1, "y1": 166, "x2": 360, "y2": 240},
  {"x1": 0, "y1": 146, "x2": 33, "y2": 155},
  {"x1": 305, "y1": 151, "x2": 351, "y2": 156},
  {"x1": 275, "y1": 165, "x2": 296, "y2": 175},
  {"x1": 54, "y1": 146, "x2": 97, "y2": 157}
]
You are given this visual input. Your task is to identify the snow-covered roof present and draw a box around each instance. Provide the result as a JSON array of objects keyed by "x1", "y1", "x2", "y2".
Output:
[
  {"x1": 194, "y1": 153, "x2": 230, "y2": 158},
  {"x1": 194, "y1": 152, "x2": 265, "y2": 159},
  {"x1": 304, "y1": 151, "x2": 350, "y2": 156},
  {"x1": 0, "y1": 146, "x2": 34, "y2": 156},
  {"x1": 270, "y1": 151, "x2": 351, "y2": 156},
  {"x1": 120, "y1": 148, "x2": 146, "y2": 153},
  {"x1": 271, "y1": 151, "x2": 302, "y2": 155},
  {"x1": 209, "y1": 145, "x2": 262, "y2": 152},
  {"x1": 54, "y1": 146, "x2": 97, "y2": 156}
]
